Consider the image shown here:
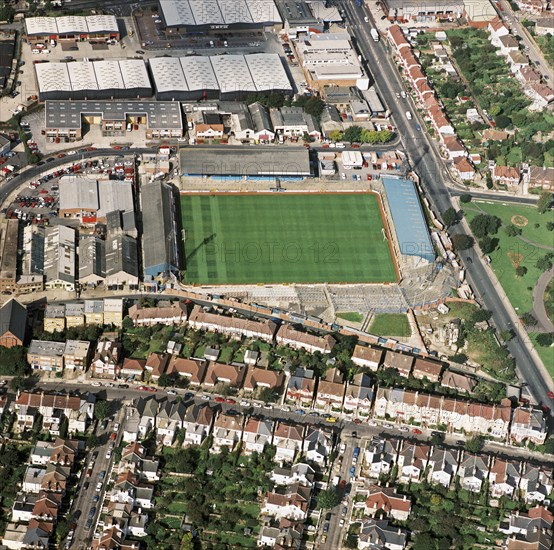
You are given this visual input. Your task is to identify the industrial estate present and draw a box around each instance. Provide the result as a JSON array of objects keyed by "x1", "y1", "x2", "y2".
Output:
[{"x1": 0, "y1": 0, "x2": 552, "y2": 549}]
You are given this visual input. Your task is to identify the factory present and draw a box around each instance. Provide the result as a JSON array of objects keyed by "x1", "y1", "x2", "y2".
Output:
[
  {"x1": 24, "y1": 15, "x2": 120, "y2": 44},
  {"x1": 157, "y1": 0, "x2": 282, "y2": 33},
  {"x1": 149, "y1": 53, "x2": 292, "y2": 101},
  {"x1": 34, "y1": 59, "x2": 151, "y2": 101}
]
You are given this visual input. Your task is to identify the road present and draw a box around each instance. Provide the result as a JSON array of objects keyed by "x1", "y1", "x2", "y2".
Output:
[
  {"x1": 337, "y1": 0, "x2": 554, "y2": 414},
  {"x1": 496, "y1": 0, "x2": 553, "y2": 82},
  {"x1": 69, "y1": 408, "x2": 126, "y2": 549}
]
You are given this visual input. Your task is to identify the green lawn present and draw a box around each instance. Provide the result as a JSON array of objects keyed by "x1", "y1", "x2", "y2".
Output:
[
  {"x1": 336, "y1": 312, "x2": 364, "y2": 323},
  {"x1": 180, "y1": 193, "x2": 397, "y2": 284},
  {"x1": 529, "y1": 333, "x2": 554, "y2": 379},
  {"x1": 464, "y1": 202, "x2": 554, "y2": 313},
  {"x1": 369, "y1": 313, "x2": 411, "y2": 338}
]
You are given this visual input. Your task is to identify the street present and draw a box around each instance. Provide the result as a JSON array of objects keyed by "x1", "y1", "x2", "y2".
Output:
[{"x1": 337, "y1": 0, "x2": 554, "y2": 416}]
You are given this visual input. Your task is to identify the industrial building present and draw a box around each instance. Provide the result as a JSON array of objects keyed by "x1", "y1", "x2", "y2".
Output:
[
  {"x1": 79, "y1": 236, "x2": 106, "y2": 286},
  {"x1": 58, "y1": 177, "x2": 134, "y2": 224},
  {"x1": 179, "y1": 145, "x2": 311, "y2": 177},
  {"x1": 0, "y1": 219, "x2": 18, "y2": 293},
  {"x1": 295, "y1": 33, "x2": 369, "y2": 91},
  {"x1": 0, "y1": 37, "x2": 15, "y2": 90},
  {"x1": 44, "y1": 100, "x2": 183, "y2": 141},
  {"x1": 105, "y1": 234, "x2": 140, "y2": 287},
  {"x1": 275, "y1": 0, "x2": 341, "y2": 37},
  {"x1": 24, "y1": 15, "x2": 119, "y2": 44},
  {"x1": 35, "y1": 60, "x2": 152, "y2": 101},
  {"x1": 140, "y1": 181, "x2": 180, "y2": 282},
  {"x1": 149, "y1": 53, "x2": 292, "y2": 101},
  {"x1": 43, "y1": 225, "x2": 77, "y2": 291},
  {"x1": 158, "y1": 0, "x2": 282, "y2": 33},
  {"x1": 381, "y1": 176, "x2": 435, "y2": 266}
]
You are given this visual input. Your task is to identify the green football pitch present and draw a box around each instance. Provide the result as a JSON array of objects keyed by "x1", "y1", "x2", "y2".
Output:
[{"x1": 180, "y1": 193, "x2": 398, "y2": 285}]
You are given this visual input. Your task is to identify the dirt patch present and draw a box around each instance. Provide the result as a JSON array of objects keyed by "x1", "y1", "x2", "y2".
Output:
[
  {"x1": 511, "y1": 215, "x2": 528, "y2": 227},
  {"x1": 508, "y1": 251, "x2": 523, "y2": 268}
]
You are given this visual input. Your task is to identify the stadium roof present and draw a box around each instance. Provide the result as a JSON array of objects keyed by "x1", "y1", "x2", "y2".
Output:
[
  {"x1": 381, "y1": 176, "x2": 435, "y2": 264},
  {"x1": 35, "y1": 59, "x2": 151, "y2": 95},
  {"x1": 25, "y1": 15, "x2": 118, "y2": 36},
  {"x1": 149, "y1": 53, "x2": 291, "y2": 96},
  {"x1": 179, "y1": 145, "x2": 311, "y2": 176},
  {"x1": 45, "y1": 100, "x2": 183, "y2": 130},
  {"x1": 158, "y1": 0, "x2": 282, "y2": 27}
]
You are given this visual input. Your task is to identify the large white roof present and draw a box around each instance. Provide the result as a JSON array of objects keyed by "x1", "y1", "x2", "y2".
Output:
[
  {"x1": 158, "y1": 0, "x2": 281, "y2": 27},
  {"x1": 149, "y1": 57, "x2": 189, "y2": 93},
  {"x1": 180, "y1": 56, "x2": 219, "y2": 91},
  {"x1": 25, "y1": 14, "x2": 118, "y2": 36},
  {"x1": 211, "y1": 54, "x2": 256, "y2": 94},
  {"x1": 149, "y1": 53, "x2": 291, "y2": 95},
  {"x1": 246, "y1": 53, "x2": 290, "y2": 92},
  {"x1": 36, "y1": 59, "x2": 151, "y2": 94}
]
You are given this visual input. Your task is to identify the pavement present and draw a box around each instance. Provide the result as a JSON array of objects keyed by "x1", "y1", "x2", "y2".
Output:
[
  {"x1": 337, "y1": 0, "x2": 554, "y2": 416},
  {"x1": 532, "y1": 267, "x2": 554, "y2": 333}
]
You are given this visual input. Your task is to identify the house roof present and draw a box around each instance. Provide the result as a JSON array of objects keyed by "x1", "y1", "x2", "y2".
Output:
[
  {"x1": 493, "y1": 165, "x2": 520, "y2": 179},
  {"x1": 441, "y1": 371, "x2": 477, "y2": 393},
  {"x1": 274, "y1": 422, "x2": 304, "y2": 441},
  {"x1": 412, "y1": 357, "x2": 443, "y2": 379},
  {"x1": 243, "y1": 366, "x2": 284, "y2": 391},
  {"x1": 352, "y1": 344, "x2": 383, "y2": 365},
  {"x1": 454, "y1": 156, "x2": 475, "y2": 174},
  {"x1": 121, "y1": 357, "x2": 146, "y2": 373},
  {"x1": 203, "y1": 362, "x2": 246, "y2": 387},
  {"x1": 167, "y1": 356, "x2": 207, "y2": 384},
  {"x1": 128, "y1": 301, "x2": 187, "y2": 322},
  {"x1": 277, "y1": 324, "x2": 336, "y2": 352},
  {"x1": 0, "y1": 298, "x2": 27, "y2": 343},
  {"x1": 145, "y1": 352, "x2": 169, "y2": 378},
  {"x1": 384, "y1": 350, "x2": 414, "y2": 372},
  {"x1": 365, "y1": 485, "x2": 412, "y2": 514},
  {"x1": 15, "y1": 391, "x2": 81, "y2": 411}
]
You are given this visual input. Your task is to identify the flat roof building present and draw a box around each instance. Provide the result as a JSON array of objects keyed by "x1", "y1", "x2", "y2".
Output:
[
  {"x1": 105, "y1": 234, "x2": 139, "y2": 287},
  {"x1": 141, "y1": 181, "x2": 179, "y2": 282},
  {"x1": 0, "y1": 219, "x2": 18, "y2": 293},
  {"x1": 149, "y1": 53, "x2": 292, "y2": 101},
  {"x1": 79, "y1": 236, "x2": 106, "y2": 286},
  {"x1": 45, "y1": 100, "x2": 183, "y2": 141},
  {"x1": 179, "y1": 145, "x2": 311, "y2": 177},
  {"x1": 35, "y1": 60, "x2": 152, "y2": 101}
]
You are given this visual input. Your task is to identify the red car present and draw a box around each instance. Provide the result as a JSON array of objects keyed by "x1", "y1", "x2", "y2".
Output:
[
  {"x1": 412, "y1": 428, "x2": 422, "y2": 435},
  {"x1": 214, "y1": 396, "x2": 225, "y2": 403},
  {"x1": 225, "y1": 398, "x2": 236, "y2": 404},
  {"x1": 547, "y1": 391, "x2": 554, "y2": 399},
  {"x1": 353, "y1": 418, "x2": 362, "y2": 425}
]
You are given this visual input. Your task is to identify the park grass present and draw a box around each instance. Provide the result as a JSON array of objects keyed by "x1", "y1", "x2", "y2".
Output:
[
  {"x1": 180, "y1": 193, "x2": 397, "y2": 285},
  {"x1": 463, "y1": 202, "x2": 554, "y2": 313},
  {"x1": 336, "y1": 312, "x2": 364, "y2": 323},
  {"x1": 369, "y1": 313, "x2": 411, "y2": 338},
  {"x1": 529, "y1": 333, "x2": 554, "y2": 380}
]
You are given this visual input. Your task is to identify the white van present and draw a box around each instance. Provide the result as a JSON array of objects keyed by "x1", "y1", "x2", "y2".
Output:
[
  {"x1": 32, "y1": 49, "x2": 41, "y2": 54},
  {"x1": 405, "y1": 111, "x2": 412, "y2": 120}
]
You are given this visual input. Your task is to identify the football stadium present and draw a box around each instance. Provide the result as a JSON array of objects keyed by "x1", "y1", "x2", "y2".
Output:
[{"x1": 180, "y1": 193, "x2": 399, "y2": 285}]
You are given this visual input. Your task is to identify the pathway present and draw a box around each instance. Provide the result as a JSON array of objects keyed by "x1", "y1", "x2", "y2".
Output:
[{"x1": 532, "y1": 267, "x2": 554, "y2": 333}]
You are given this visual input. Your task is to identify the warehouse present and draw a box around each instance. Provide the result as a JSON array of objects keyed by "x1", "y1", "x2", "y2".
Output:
[
  {"x1": 158, "y1": 0, "x2": 282, "y2": 33},
  {"x1": 381, "y1": 176, "x2": 435, "y2": 266},
  {"x1": 381, "y1": 0, "x2": 464, "y2": 21},
  {"x1": 35, "y1": 59, "x2": 152, "y2": 100},
  {"x1": 179, "y1": 145, "x2": 311, "y2": 177},
  {"x1": 0, "y1": 37, "x2": 15, "y2": 91},
  {"x1": 44, "y1": 100, "x2": 183, "y2": 141},
  {"x1": 58, "y1": 176, "x2": 134, "y2": 224},
  {"x1": 25, "y1": 15, "x2": 119, "y2": 43},
  {"x1": 149, "y1": 53, "x2": 292, "y2": 101},
  {"x1": 44, "y1": 225, "x2": 77, "y2": 291},
  {"x1": 141, "y1": 180, "x2": 180, "y2": 282}
]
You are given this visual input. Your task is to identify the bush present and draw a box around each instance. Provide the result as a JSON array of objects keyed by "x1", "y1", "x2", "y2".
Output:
[
  {"x1": 465, "y1": 435, "x2": 485, "y2": 453},
  {"x1": 460, "y1": 194, "x2": 472, "y2": 203},
  {"x1": 505, "y1": 224, "x2": 522, "y2": 237}
]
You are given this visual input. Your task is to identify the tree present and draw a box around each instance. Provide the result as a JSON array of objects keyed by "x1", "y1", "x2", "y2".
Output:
[
  {"x1": 343, "y1": 125, "x2": 363, "y2": 143},
  {"x1": 430, "y1": 432, "x2": 445, "y2": 446},
  {"x1": 536, "y1": 255, "x2": 553, "y2": 272},
  {"x1": 317, "y1": 489, "x2": 340, "y2": 510},
  {"x1": 547, "y1": 222, "x2": 554, "y2": 231},
  {"x1": 471, "y1": 309, "x2": 492, "y2": 323},
  {"x1": 122, "y1": 316, "x2": 134, "y2": 330},
  {"x1": 535, "y1": 333, "x2": 554, "y2": 346},
  {"x1": 94, "y1": 400, "x2": 112, "y2": 421},
  {"x1": 479, "y1": 236, "x2": 498, "y2": 254},
  {"x1": 537, "y1": 191, "x2": 553, "y2": 214},
  {"x1": 495, "y1": 114, "x2": 512, "y2": 129},
  {"x1": 520, "y1": 312, "x2": 537, "y2": 326},
  {"x1": 329, "y1": 129, "x2": 344, "y2": 142},
  {"x1": 55, "y1": 518, "x2": 71, "y2": 544},
  {"x1": 460, "y1": 194, "x2": 472, "y2": 203},
  {"x1": 442, "y1": 207, "x2": 457, "y2": 227},
  {"x1": 469, "y1": 214, "x2": 501, "y2": 238},
  {"x1": 344, "y1": 534, "x2": 358, "y2": 549},
  {"x1": 9, "y1": 376, "x2": 26, "y2": 392},
  {"x1": 515, "y1": 265, "x2": 527, "y2": 277},
  {"x1": 0, "y1": 5, "x2": 15, "y2": 22},
  {"x1": 86, "y1": 433, "x2": 100, "y2": 448},
  {"x1": 452, "y1": 233, "x2": 474, "y2": 251},
  {"x1": 157, "y1": 373, "x2": 173, "y2": 387},
  {"x1": 0, "y1": 346, "x2": 29, "y2": 376},
  {"x1": 544, "y1": 438, "x2": 554, "y2": 454},
  {"x1": 465, "y1": 435, "x2": 485, "y2": 453},
  {"x1": 505, "y1": 224, "x2": 522, "y2": 237}
]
